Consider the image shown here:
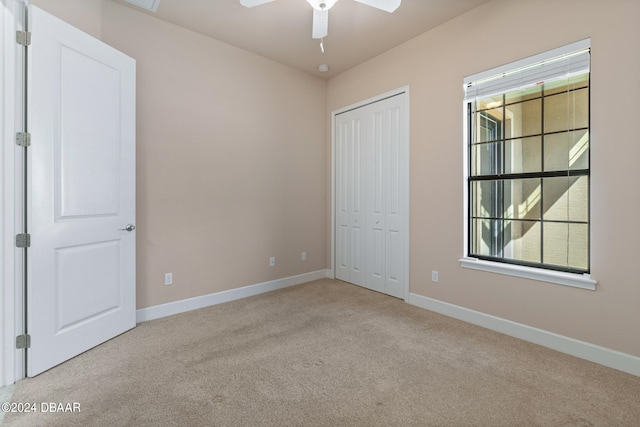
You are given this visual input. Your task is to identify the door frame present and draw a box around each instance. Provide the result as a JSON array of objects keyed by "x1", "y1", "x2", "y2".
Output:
[
  {"x1": 330, "y1": 86, "x2": 410, "y2": 301},
  {"x1": 1, "y1": 0, "x2": 26, "y2": 387}
]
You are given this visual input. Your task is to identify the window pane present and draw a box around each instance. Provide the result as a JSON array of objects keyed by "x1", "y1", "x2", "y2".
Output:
[
  {"x1": 543, "y1": 222, "x2": 569, "y2": 267},
  {"x1": 504, "y1": 136, "x2": 542, "y2": 174},
  {"x1": 476, "y1": 95, "x2": 503, "y2": 111},
  {"x1": 471, "y1": 141, "x2": 503, "y2": 176},
  {"x1": 568, "y1": 176, "x2": 589, "y2": 222},
  {"x1": 472, "y1": 218, "x2": 501, "y2": 257},
  {"x1": 503, "y1": 220, "x2": 541, "y2": 264},
  {"x1": 543, "y1": 223, "x2": 588, "y2": 270},
  {"x1": 545, "y1": 73, "x2": 589, "y2": 96},
  {"x1": 544, "y1": 87, "x2": 589, "y2": 133},
  {"x1": 568, "y1": 223, "x2": 589, "y2": 270},
  {"x1": 544, "y1": 130, "x2": 589, "y2": 171},
  {"x1": 505, "y1": 85, "x2": 541, "y2": 104},
  {"x1": 475, "y1": 109, "x2": 503, "y2": 143},
  {"x1": 471, "y1": 181, "x2": 503, "y2": 219},
  {"x1": 504, "y1": 178, "x2": 541, "y2": 220},
  {"x1": 471, "y1": 182, "x2": 486, "y2": 218},
  {"x1": 504, "y1": 99, "x2": 541, "y2": 138},
  {"x1": 543, "y1": 176, "x2": 588, "y2": 222}
]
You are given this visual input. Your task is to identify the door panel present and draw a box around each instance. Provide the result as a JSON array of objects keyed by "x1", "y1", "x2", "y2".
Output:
[
  {"x1": 27, "y1": 6, "x2": 136, "y2": 376},
  {"x1": 370, "y1": 227, "x2": 384, "y2": 289},
  {"x1": 58, "y1": 45, "x2": 121, "y2": 218},
  {"x1": 350, "y1": 117, "x2": 365, "y2": 286},
  {"x1": 335, "y1": 111, "x2": 366, "y2": 286},
  {"x1": 55, "y1": 241, "x2": 122, "y2": 331},
  {"x1": 366, "y1": 103, "x2": 385, "y2": 293},
  {"x1": 335, "y1": 118, "x2": 350, "y2": 281},
  {"x1": 386, "y1": 230, "x2": 402, "y2": 296},
  {"x1": 384, "y1": 95, "x2": 406, "y2": 299}
]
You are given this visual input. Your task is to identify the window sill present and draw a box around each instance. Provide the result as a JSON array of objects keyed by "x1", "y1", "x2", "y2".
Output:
[{"x1": 459, "y1": 258, "x2": 596, "y2": 290}]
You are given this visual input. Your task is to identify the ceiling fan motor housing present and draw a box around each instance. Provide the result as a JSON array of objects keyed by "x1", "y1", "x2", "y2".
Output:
[{"x1": 307, "y1": 0, "x2": 339, "y2": 11}]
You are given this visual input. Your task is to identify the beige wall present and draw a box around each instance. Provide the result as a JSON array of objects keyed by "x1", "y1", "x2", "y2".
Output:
[
  {"x1": 27, "y1": 0, "x2": 640, "y2": 359},
  {"x1": 327, "y1": 0, "x2": 640, "y2": 357},
  {"x1": 101, "y1": 2, "x2": 327, "y2": 309},
  {"x1": 31, "y1": 0, "x2": 327, "y2": 309},
  {"x1": 30, "y1": 0, "x2": 103, "y2": 38}
]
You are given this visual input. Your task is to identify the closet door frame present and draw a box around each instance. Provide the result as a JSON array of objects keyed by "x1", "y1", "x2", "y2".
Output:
[{"x1": 331, "y1": 86, "x2": 410, "y2": 301}]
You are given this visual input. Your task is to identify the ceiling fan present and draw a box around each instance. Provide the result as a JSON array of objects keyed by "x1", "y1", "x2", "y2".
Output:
[{"x1": 239, "y1": 0, "x2": 401, "y2": 39}]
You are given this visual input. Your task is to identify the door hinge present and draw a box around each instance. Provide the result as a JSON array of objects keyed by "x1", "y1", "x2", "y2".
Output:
[
  {"x1": 16, "y1": 132, "x2": 31, "y2": 147},
  {"x1": 16, "y1": 30, "x2": 31, "y2": 46},
  {"x1": 16, "y1": 334, "x2": 31, "y2": 349},
  {"x1": 16, "y1": 233, "x2": 31, "y2": 248}
]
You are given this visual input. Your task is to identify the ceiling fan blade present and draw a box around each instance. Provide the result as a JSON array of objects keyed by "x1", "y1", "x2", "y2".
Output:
[
  {"x1": 239, "y1": 0, "x2": 275, "y2": 7},
  {"x1": 312, "y1": 9, "x2": 329, "y2": 39},
  {"x1": 352, "y1": 0, "x2": 401, "y2": 13}
]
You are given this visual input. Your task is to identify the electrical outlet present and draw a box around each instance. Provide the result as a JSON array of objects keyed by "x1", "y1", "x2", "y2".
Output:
[
  {"x1": 431, "y1": 270, "x2": 439, "y2": 283},
  {"x1": 269, "y1": 256, "x2": 276, "y2": 267},
  {"x1": 164, "y1": 272, "x2": 173, "y2": 286},
  {"x1": 301, "y1": 251, "x2": 307, "y2": 261}
]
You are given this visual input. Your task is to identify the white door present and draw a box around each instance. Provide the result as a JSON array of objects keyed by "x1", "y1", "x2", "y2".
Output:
[
  {"x1": 335, "y1": 92, "x2": 408, "y2": 299},
  {"x1": 375, "y1": 94, "x2": 406, "y2": 299},
  {"x1": 365, "y1": 100, "x2": 386, "y2": 294},
  {"x1": 335, "y1": 109, "x2": 366, "y2": 287},
  {"x1": 27, "y1": 6, "x2": 136, "y2": 376}
]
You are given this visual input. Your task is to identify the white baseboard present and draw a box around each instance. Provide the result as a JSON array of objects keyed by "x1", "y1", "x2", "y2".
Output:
[
  {"x1": 136, "y1": 270, "x2": 330, "y2": 323},
  {"x1": 408, "y1": 293, "x2": 640, "y2": 377}
]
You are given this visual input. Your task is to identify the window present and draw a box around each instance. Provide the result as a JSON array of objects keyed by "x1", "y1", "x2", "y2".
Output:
[{"x1": 462, "y1": 40, "x2": 595, "y2": 288}]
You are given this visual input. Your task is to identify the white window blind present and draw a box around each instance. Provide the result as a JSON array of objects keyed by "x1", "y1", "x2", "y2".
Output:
[{"x1": 464, "y1": 39, "x2": 590, "y2": 100}]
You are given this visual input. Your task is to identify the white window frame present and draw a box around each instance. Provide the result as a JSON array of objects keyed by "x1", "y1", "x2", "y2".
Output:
[{"x1": 460, "y1": 39, "x2": 597, "y2": 291}]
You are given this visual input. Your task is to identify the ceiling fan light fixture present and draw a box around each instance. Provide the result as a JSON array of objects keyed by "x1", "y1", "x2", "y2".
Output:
[
  {"x1": 241, "y1": 0, "x2": 402, "y2": 44},
  {"x1": 306, "y1": 0, "x2": 339, "y2": 11}
]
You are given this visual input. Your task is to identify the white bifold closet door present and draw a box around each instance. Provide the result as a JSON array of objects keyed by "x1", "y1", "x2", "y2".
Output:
[{"x1": 335, "y1": 93, "x2": 407, "y2": 299}]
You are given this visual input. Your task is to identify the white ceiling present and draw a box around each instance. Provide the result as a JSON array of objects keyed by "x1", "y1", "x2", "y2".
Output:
[{"x1": 114, "y1": 0, "x2": 489, "y2": 79}]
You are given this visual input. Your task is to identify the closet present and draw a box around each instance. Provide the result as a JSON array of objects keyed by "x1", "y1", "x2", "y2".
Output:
[{"x1": 334, "y1": 91, "x2": 408, "y2": 299}]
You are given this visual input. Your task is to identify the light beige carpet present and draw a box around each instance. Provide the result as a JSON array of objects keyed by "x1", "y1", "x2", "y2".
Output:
[{"x1": 3, "y1": 279, "x2": 640, "y2": 426}]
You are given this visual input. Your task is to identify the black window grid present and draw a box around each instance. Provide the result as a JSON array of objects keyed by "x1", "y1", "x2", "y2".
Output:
[{"x1": 467, "y1": 79, "x2": 591, "y2": 274}]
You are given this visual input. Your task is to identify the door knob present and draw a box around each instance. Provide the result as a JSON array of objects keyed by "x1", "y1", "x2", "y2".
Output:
[{"x1": 120, "y1": 224, "x2": 136, "y2": 232}]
